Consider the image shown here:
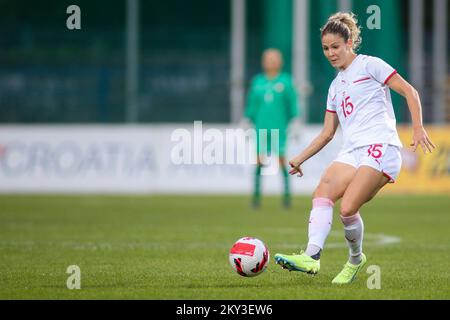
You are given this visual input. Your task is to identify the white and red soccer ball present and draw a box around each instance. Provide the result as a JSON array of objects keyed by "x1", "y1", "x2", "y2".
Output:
[{"x1": 229, "y1": 237, "x2": 269, "y2": 277}]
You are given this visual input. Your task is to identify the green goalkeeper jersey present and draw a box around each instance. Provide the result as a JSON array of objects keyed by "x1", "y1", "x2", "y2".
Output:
[{"x1": 245, "y1": 72, "x2": 300, "y2": 130}]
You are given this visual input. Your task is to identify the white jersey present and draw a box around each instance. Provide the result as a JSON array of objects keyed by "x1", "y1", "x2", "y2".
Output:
[{"x1": 326, "y1": 54, "x2": 403, "y2": 152}]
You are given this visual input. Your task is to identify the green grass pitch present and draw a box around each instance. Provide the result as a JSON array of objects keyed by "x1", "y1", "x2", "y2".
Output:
[{"x1": 0, "y1": 194, "x2": 449, "y2": 299}]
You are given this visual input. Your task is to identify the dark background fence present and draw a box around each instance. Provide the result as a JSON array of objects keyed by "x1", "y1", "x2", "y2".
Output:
[{"x1": 0, "y1": 0, "x2": 447, "y2": 124}]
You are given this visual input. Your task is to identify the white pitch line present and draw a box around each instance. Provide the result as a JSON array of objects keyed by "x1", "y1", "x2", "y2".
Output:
[{"x1": 0, "y1": 232, "x2": 401, "y2": 251}]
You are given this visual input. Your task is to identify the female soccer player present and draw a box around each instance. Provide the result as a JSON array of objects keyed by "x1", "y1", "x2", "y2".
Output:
[{"x1": 274, "y1": 12, "x2": 435, "y2": 284}]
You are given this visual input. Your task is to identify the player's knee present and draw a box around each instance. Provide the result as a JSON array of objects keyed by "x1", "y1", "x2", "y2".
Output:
[
  {"x1": 340, "y1": 202, "x2": 359, "y2": 217},
  {"x1": 312, "y1": 187, "x2": 323, "y2": 199},
  {"x1": 313, "y1": 177, "x2": 332, "y2": 198}
]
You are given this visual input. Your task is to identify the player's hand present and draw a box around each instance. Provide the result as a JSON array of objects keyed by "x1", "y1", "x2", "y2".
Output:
[
  {"x1": 410, "y1": 126, "x2": 436, "y2": 154},
  {"x1": 288, "y1": 157, "x2": 303, "y2": 177}
]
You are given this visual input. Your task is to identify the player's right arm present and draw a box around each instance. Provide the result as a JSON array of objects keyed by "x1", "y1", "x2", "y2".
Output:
[{"x1": 289, "y1": 111, "x2": 339, "y2": 177}]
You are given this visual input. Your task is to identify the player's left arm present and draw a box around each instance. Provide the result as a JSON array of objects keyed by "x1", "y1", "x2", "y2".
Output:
[{"x1": 386, "y1": 73, "x2": 436, "y2": 154}]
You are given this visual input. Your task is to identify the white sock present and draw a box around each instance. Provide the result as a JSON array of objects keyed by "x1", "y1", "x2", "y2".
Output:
[
  {"x1": 305, "y1": 198, "x2": 334, "y2": 258},
  {"x1": 341, "y1": 213, "x2": 364, "y2": 265}
]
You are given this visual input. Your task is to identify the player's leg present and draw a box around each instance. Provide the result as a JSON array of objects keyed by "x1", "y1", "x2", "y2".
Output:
[
  {"x1": 341, "y1": 166, "x2": 389, "y2": 217},
  {"x1": 278, "y1": 130, "x2": 290, "y2": 209},
  {"x1": 252, "y1": 156, "x2": 263, "y2": 208},
  {"x1": 252, "y1": 129, "x2": 267, "y2": 209},
  {"x1": 275, "y1": 161, "x2": 356, "y2": 273},
  {"x1": 305, "y1": 161, "x2": 357, "y2": 257},
  {"x1": 332, "y1": 166, "x2": 389, "y2": 284},
  {"x1": 340, "y1": 166, "x2": 389, "y2": 263},
  {"x1": 278, "y1": 156, "x2": 291, "y2": 209}
]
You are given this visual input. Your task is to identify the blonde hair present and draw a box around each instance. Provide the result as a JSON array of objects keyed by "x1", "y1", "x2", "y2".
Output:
[{"x1": 320, "y1": 12, "x2": 362, "y2": 51}]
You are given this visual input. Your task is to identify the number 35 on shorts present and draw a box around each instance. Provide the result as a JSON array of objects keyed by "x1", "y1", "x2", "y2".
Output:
[
  {"x1": 367, "y1": 144, "x2": 385, "y2": 160},
  {"x1": 365, "y1": 144, "x2": 402, "y2": 183}
]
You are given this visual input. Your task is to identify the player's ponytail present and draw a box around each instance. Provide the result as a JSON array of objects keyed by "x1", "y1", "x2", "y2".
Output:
[{"x1": 321, "y1": 12, "x2": 362, "y2": 51}]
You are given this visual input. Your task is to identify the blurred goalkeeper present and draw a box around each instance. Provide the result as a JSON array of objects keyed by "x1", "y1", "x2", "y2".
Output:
[{"x1": 244, "y1": 48, "x2": 301, "y2": 209}]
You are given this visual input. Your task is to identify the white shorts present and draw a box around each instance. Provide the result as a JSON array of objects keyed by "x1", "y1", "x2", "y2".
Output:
[{"x1": 333, "y1": 144, "x2": 402, "y2": 183}]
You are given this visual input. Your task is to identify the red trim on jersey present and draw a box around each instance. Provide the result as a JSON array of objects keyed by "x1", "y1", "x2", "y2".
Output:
[
  {"x1": 383, "y1": 70, "x2": 398, "y2": 85},
  {"x1": 326, "y1": 109, "x2": 337, "y2": 113},
  {"x1": 382, "y1": 171, "x2": 395, "y2": 183},
  {"x1": 353, "y1": 77, "x2": 371, "y2": 84}
]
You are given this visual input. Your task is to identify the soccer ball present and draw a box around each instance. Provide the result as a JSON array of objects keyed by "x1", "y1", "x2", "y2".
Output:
[{"x1": 229, "y1": 237, "x2": 269, "y2": 277}]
